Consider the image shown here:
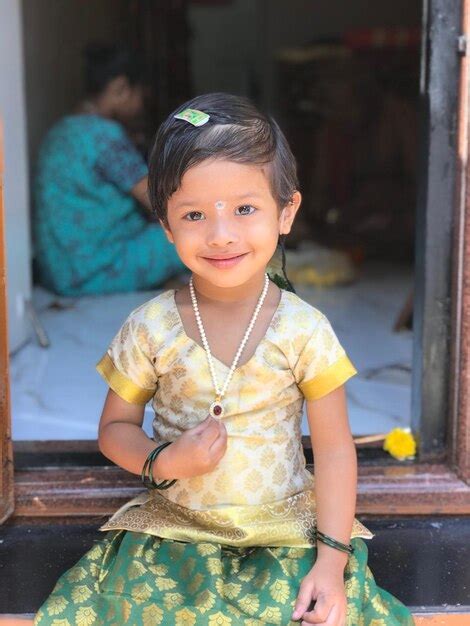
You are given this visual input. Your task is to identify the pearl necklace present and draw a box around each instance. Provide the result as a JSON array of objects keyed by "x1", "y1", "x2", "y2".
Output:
[{"x1": 189, "y1": 274, "x2": 270, "y2": 418}]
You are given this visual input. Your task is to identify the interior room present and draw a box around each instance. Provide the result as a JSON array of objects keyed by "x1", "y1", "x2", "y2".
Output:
[{"x1": 10, "y1": 0, "x2": 420, "y2": 442}]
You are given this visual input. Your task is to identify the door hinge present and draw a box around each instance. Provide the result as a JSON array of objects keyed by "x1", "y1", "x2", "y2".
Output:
[{"x1": 458, "y1": 34, "x2": 467, "y2": 56}]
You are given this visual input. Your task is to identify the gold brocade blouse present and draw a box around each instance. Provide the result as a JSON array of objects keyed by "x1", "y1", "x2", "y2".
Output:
[{"x1": 96, "y1": 288, "x2": 373, "y2": 547}]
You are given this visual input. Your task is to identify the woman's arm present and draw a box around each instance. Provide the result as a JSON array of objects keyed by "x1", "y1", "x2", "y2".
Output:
[{"x1": 307, "y1": 384, "x2": 357, "y2": 569}]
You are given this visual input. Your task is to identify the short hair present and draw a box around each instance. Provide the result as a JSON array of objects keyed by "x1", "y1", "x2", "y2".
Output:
[
  {"x1": 148, "y1": 93, "x2": 299, "y2": 225},
  {"x1": 83, "y1": 43, "x2": 143, "y2": 96}
]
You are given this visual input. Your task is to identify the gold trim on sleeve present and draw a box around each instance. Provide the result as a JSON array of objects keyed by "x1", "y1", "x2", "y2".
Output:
[
  {"x1": 299, "y1": 354, "x2": 357, "y2": 400},
  {"x1": 96, "y1": 353, "x2": 155, "y2": 405}
]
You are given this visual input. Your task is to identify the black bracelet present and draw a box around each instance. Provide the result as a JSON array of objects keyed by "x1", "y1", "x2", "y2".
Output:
[
  {"x1": 141, "y1": 443, "x2": 177, "y2": 490},
  {"x1": 314, "y1": 528, "x2": 355, "y2": 555}
]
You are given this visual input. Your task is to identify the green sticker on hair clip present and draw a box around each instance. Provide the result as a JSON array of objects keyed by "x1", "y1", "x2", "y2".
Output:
[{"x1": 174, "y1": 108, "x2": 210, "y2": 127}]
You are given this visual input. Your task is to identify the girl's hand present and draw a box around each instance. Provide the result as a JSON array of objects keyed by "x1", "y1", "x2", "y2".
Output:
[
  {"x1": 159, "y1": 415, "x2": 227, "y2": 478},
  {"x1": 291, "y1": 560, "x2": 347, "y2": 625}
]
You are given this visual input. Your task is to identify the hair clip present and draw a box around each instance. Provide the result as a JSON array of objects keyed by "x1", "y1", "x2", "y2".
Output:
[{"x1": 174, "y1": 108, "x2": 210, "y2": 127}]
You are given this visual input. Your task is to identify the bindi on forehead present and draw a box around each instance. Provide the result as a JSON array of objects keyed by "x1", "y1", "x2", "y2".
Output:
[{"x1": 214, "y1": 201, "x2": 226, "y2": 211}]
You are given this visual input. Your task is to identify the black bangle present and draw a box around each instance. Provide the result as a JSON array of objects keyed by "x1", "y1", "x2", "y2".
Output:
[
  {"x1": 314, "y1": 528, "x2": 354, "y2": 555},
  {"x1": 141, "y1": 443, "x2": 177, "y2": 490}
]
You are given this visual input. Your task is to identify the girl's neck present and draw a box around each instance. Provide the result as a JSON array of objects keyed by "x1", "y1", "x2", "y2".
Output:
[{"x1": 191, "y1": 271, "x2": 268, "y2": 307}]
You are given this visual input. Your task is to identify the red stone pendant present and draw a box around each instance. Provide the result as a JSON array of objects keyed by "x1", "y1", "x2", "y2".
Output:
[{"x1": 209, "y1": 401, "x2": 224, "y2": 418}]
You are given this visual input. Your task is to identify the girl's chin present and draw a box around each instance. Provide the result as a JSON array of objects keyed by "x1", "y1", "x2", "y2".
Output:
[{"x1": 192, "y1": 271, "x2": 268, "y2": 291}]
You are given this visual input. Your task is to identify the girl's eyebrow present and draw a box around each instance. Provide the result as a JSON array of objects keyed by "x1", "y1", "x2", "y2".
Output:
[{"x1": 235, "y1": 192, "x2": 263, "y2": 201}]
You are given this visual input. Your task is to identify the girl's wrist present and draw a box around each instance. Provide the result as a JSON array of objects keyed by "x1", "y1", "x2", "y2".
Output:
[
  {"x1": 147, "y1": 443, "x2": 175, "y2": 480},
  {"x1": 315, "y1": 544, "x2": 349, "y2": 570}
]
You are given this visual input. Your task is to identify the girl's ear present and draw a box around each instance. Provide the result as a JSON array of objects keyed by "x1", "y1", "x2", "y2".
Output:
[
  {"x1": 279, "y1": 191, "x2": 301, "y2": 235},
  {"x1": 160, "y1": 219, "x2": 175, "y2": 244}
]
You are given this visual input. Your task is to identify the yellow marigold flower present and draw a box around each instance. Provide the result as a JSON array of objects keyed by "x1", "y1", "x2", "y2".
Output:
[{"x1": 383, "y1": 428, "x2": 416, "y2": 461}]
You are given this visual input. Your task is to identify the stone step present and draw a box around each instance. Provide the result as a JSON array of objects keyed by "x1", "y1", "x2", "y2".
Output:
[{"x1": 0, "y1": 516, "x2": 469, "y2": 617}]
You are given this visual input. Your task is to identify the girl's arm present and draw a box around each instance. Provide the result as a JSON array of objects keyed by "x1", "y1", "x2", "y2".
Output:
[
  {"x1": 98, "y1": 389, "x2": 227, "y2": 479},
  {"x1": 307, "y1": 384, "x2": 357, "y2": 569},
  {"x1": 98, "y1": 389, "x2": 157, "y2": 475},
  {"x1": 291, "y1": 385, "x2": 356, "y2": 623}
]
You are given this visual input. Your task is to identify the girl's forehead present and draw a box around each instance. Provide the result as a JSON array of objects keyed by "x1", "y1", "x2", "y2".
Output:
[{"x1": 173, "y1": 160, "x2": 272, "y2": 201}]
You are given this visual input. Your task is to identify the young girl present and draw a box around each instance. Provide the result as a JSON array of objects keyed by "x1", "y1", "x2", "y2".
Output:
[{"x1": 28, "y1": 93, "x2": 413, "y2": 625}]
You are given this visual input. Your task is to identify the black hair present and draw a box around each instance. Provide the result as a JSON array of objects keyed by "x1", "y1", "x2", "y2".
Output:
[
  {"x1": 148, "y1": 92, "x2": 298, "y2": 292},
  {"x1": 83, "y1": 43, "x2": 143, "y2": 96}
]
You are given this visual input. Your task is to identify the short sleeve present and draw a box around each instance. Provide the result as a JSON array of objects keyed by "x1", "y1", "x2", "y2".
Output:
[
  {"x1": 293, "y1": 314, "x2": 357, "y2": 401},
  {"x1": 96, "y1": 312, "x2": 157, "y2": 405},
  {"x1": 95, "y1": 121, "x2": 148, "y2": 193}
]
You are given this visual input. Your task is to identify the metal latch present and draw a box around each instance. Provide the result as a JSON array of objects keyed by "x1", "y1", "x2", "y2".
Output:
[{"x1": 458, "y1": 34, "x2": 467, "y2": 55}]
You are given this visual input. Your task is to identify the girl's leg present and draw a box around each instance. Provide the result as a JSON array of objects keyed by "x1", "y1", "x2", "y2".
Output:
[{"x1": 0, "y1": 618, "x2": 34, "y2": 625}]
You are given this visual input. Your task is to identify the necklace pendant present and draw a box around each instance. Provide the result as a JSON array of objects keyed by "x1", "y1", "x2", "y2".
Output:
[{"x1": 209, "y1": 400, "x2": 224, "y2": 418}]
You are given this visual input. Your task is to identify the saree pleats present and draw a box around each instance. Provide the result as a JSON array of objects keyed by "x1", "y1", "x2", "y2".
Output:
[{"x1": 34, "y1": 530, "x2": 414, "y2": 625}]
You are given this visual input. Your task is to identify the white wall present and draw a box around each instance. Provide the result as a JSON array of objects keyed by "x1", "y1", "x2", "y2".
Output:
[{"x1": 0, "y1": 0, "x2": 31, "y2": 353}]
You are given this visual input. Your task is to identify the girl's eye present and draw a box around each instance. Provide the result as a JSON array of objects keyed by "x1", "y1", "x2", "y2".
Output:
[
  {"x1": 236, "y1": 205, "x2": 256, "y2": 215},
  {"x1": 184, "y1": 211, "x2": 204, "y2": 221}
]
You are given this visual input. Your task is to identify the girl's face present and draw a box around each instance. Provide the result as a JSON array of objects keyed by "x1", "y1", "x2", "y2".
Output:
[{"x1": 162, "y1": 159, "x2": 300, "y2": 292}]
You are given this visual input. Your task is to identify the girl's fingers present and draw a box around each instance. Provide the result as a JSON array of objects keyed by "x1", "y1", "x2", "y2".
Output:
[
  {"x1": 198, "y1": 418, "x2": 220, "y2": 440},
  {"x1": 291, "y1": 581, "x2": 315, "y2": 621},
  {"x1": 300, "y1": 595, "x2": 333, "y2": 624},
  {"x1": 209, "y1": 422, "x2": 227, "y2": 457},
  {"x1": 191, "y1": 415, "x2": 212, "y2": 434},
  {"x1": 315, "y1": 602, "x2": 342, "y2": 626}
]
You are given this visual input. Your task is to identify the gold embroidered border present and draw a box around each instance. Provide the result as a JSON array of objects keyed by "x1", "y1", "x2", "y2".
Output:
[
  {"x1": 99, "y1": 489, "x2": 374, "y2": 548},
  {"x1": 299, "y1": 354, "x2": 357, "y2": 400},
  {"x1": 96, "y1": 353, "x2": 154, "y2": 405}
]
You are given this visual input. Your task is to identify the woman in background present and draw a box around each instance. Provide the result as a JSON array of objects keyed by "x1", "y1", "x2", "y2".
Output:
[{"x1": 34, "y1": 43, "x2": 185, "y2": 296}]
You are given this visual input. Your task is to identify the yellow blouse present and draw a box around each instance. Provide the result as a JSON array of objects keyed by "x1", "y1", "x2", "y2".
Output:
[{"x1": 96, "y1": 288, "x2": 373, "y2": 547}]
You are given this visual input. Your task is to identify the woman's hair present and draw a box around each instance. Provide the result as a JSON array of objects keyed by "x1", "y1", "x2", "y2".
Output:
[
  {"x1": 148, "y1": 93, "x2": 299, "y2": 225},
  {"x1": 83, "y1": 43, "x2": 143, "y2": 96}
]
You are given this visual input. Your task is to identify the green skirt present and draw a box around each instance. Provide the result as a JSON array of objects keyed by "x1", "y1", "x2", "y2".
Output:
[{"x1": 33, "y1": 530, "x2": 414, "y2": 625}]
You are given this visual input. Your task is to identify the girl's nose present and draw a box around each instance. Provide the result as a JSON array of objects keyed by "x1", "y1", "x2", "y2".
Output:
[{"x1": 206, "y1": 216, "x2": 239, "y2": 247}]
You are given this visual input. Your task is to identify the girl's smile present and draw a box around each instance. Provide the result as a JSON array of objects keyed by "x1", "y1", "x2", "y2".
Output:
[{"x1": 202, "y1": 252, "x2": 249, "y2": 269}]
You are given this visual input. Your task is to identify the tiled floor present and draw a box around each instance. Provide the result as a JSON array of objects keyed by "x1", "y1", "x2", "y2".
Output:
[{"x1": 10, "y1": 261, "x2": 413, "y2": 440}]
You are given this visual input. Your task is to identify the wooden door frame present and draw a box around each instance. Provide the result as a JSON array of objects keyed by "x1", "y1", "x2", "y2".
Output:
[
  {"x1": 2, "y1": 0, "x2": 470, "y2": 521},
  {"x1": 0, "y1": 121, "x2": 14, "y2": 524}
]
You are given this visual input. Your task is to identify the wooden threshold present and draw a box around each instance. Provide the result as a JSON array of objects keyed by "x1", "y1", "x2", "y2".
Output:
[
  {"x1": 12, "y1": 462, "x2": 470, "y2": 517},
  {"x1": 414, "y1": 615, "x2": 470, "y2": 625}
]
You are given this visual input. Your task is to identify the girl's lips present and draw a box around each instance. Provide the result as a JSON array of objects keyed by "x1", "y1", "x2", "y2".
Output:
[{"x1": 202, "y1": 253, "x2": 248, "y2": 269}]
